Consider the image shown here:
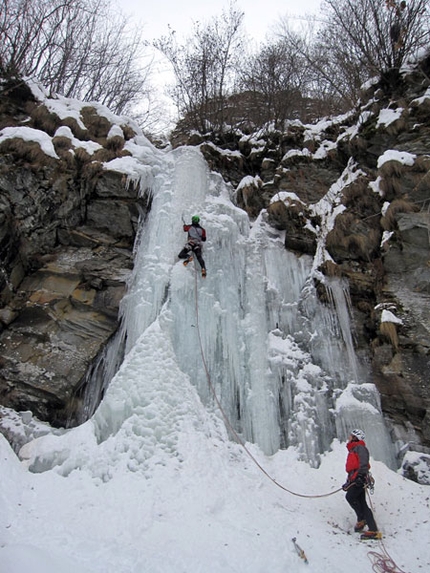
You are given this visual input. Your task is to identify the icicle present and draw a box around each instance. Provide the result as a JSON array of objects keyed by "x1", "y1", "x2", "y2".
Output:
[
  {"x1": 324, "y1": 277, "x2": 360, "y2": 384},
  {"x1": 69, "y1": 326, "x2": 127, "y2": 426}
]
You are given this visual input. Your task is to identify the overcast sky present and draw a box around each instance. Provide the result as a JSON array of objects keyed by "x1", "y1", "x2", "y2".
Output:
[
  {"x1": 114, "y1": 0, "x2": 323, "y2": 131},
  {"x1": 116, "y1": 0, "x2": 323, "y2": 43}
]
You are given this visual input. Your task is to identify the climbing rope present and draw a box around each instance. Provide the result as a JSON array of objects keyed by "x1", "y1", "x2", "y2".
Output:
[
  {"x1": 367, "y1": 549, "x2": 408, "y2": 573},
  {"x1": 192, "y1": 266, "x2": 342, "y2": 500},
  {"x1": 365, "y1": 490, "x2": 408, "y2": 573}
]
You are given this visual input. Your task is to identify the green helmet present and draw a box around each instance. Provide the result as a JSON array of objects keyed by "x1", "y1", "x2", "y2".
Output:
[{"x1": 191, "y1": 215, "x2": 200, "y2": 224}]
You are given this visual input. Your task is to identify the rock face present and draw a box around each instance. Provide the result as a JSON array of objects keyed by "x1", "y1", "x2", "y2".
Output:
[
  {"x1": 0, "y1": 81, "x2": 150, "y2": 426},
  {"x1": 376, "y1": 211, "x2": 430, "y2": 444}
]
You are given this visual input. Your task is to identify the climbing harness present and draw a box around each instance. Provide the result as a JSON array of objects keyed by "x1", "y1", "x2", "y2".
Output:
[{"x1": 191, "y1": 267, "x2": 342, "y2": 500}]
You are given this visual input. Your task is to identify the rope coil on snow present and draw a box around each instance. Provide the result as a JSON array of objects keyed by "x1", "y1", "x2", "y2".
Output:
[
  {"x1": 367, "y1": 549, "x2": 408, "y2": 573},
  {"x1": 192, "y1": 267, "x2": 341, "y2": 499},
  {"x1": 365, "y1": 491, "x2": 408, "y2": 573}
]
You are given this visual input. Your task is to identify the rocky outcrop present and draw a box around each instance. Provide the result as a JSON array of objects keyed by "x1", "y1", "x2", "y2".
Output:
[
  {"x1": 0, "y1": 80, "x2": 151, "y2": 426},
  {"x1": 0, "y1": 239, "x2": 133, "y2": 426},
  {"x1": 375, "y1": 211, "x2": 430, "y2": 445}
]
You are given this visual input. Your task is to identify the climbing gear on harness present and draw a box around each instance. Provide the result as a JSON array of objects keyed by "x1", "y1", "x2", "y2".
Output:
[{"x1": 366, "y1": 471, "x2": 375, "y2": 494}]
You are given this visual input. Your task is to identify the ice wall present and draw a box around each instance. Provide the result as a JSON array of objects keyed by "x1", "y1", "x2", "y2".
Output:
[
  {"x1": 22, "y1": 145, "x2": 396, "y2": 474},
  {"x1": 117, "y1": 146, "x2": 395, "y2": 467}
]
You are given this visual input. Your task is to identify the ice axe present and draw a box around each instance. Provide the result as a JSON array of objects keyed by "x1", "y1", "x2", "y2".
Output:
[{"x1": 292, "y1": 537, "x2": 308, "y2": 564}]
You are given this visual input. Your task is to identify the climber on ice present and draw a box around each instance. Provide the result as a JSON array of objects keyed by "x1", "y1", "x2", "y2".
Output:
[{"x1": 178, "y1": 215, "x2": 207, "y2": 277}]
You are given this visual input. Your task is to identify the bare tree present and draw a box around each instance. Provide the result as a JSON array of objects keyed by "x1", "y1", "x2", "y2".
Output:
[
  {"x1": 274, "y1": 18, "x2": 348, "y2": 118},
  {"x1": 239, "y1": 38, "x2": 312, "y2": 129},
  {"x1": 305, "y1": 19, "x2": 369, "y2": 111},
  {"x1": 155, "y1": 1, "x2": 244, "y2": 134},
  {"x1": 0, "y1": 0, "x2": 152, "y2": 115},
  {"x1": 322, "y1": 0, "x2": 430, "y2": 73},
  {"x1": 277, "y1": 1, "x2": 430, "y2": 112}
]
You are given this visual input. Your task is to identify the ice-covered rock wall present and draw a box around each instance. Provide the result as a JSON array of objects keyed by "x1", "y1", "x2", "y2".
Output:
[
  {"x1": 116, "y1": 146, "x2": 396, "y2": 468},
  {"x1": 21, "y1": 145, "x2": 397, "y2": 475}
]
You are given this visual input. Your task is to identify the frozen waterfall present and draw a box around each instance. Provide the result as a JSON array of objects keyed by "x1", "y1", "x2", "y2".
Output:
[{"x1": 21, "y1": 144, "x2": 397, "y2": 476}]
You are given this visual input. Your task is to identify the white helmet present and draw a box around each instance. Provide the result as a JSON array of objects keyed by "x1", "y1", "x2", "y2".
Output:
[{"x1": 351, "y1": 429, "x2": 365, "y2": 441}]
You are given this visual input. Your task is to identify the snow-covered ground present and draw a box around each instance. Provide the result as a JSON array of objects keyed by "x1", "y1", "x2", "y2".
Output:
[
  {"x1": 1, "y1": 422, "x2": 429, "y2": 572},
  {"x1": 1, "y1": 90, "x2": 429, "y2": 573}
]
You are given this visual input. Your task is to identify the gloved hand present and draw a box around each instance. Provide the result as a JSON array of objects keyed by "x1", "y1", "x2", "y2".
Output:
[{"x1": 342, "y1": 482, "x2": 350, "y2": 491}]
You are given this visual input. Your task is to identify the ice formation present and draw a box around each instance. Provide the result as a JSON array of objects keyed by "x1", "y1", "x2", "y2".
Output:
[{"x1": 20, "y1": 142, "x2": 397, "y2": 477}]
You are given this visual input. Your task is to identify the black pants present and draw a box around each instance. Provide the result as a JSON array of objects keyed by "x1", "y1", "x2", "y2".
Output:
[
  {"x1": 345, "y1": 482, "x2": 378, "y2": 530},
  {"x1": 178, "y1": 243, "x2": 206, "y2": 270}
]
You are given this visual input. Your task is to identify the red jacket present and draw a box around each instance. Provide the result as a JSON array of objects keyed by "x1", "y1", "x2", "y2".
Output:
[{"x1": 345, "y1": 439, "x2": 370, "y2": 482}]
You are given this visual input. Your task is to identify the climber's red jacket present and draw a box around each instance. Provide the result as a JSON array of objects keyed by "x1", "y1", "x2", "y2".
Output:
[{"x1": 345, "y1": 439, "x2": 371, "y2": 482}]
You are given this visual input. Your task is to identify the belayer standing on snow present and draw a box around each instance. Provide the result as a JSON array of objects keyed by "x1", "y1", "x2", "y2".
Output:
[
  {"x1": 342, "y1": 429, "x2": 381, "y2": 540},
  {"x1": 178, "y1": 215, "x2": 207, "y2": 277}
]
